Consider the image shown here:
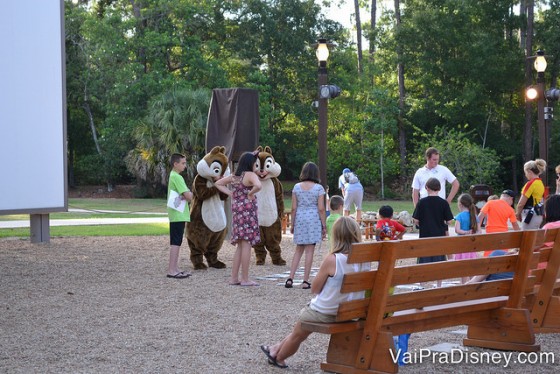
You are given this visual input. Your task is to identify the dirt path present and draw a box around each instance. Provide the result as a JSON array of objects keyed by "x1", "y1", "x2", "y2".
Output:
[{"x1": 1, "y1": 236, "x2": 558, "y2": 373}]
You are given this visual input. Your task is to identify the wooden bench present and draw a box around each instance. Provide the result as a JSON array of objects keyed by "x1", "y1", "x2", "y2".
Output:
[{"x1": 301, "y1": 229, "x2": 554, "y2": 373}]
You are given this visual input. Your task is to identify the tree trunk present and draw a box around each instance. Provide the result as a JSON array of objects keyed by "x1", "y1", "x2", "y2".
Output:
[
  {"x1": 370, "y1": 0, "x2": 377, "y2": 59},
  {"x1": 523, "y1": 0, "x2": 534, "y2": 163},
  {"x1": 354, "y1": 0, "x2": 363, "y2": 74},
  {"x1": 519, "y1": 0, "x2": 526, "y2": 48},
  {"x1": 83, "y1": 102, "x2": 102, "y2": 156},
  {"x1": 68, "y1": 146, "x2": 75, "y2": 188},
  {"x1": 130, "y1": 0, "x2": 148, "y2": 73},
  {"x1": 395, "y1": 0, "x2": 407, "y2": 182}
]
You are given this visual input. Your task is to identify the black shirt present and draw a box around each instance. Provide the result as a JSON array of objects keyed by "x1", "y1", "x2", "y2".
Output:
[{"x1": 412, "y1": 196, "x2": 454, "y2": 238}]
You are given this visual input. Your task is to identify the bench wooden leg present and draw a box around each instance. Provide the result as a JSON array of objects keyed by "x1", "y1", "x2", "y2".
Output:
[
  {"x1": 365, "y1": 331, "x2": 399, "y2": 373},
  {"x1": 464, "y1": 308, "x2": 540, "y2": 352},
  {"x1": 320, "y1": 330, "x2": 398, "y2": 374},
  {"x1": 535, "y1": 295, "x2": 560, "y2": 333},
  {"x1": 320, "y1": 329, "x2": 362, "y2": 369}
]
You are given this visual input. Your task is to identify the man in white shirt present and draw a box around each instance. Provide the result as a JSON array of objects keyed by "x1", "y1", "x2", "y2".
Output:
[
  {"x1": 338, "y1": 168, "x2": 364, "y2": 221},
  {"x1": 412, "y1": 147, "x2": 460, "y2": 207},
  {"x1": 338, "y1": 168, "x2": 350, "y2": 197}
]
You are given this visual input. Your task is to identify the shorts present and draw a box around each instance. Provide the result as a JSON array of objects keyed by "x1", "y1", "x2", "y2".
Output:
[
  {"x1": 522, "y1": 209, "x2": 543, "y2": 230},
  {"x1": 344, "y1": 189, "x2": 363, "y2": 211},
  {"x1": 299, "y1": 305, "x2": 337, "y2": 323},
  {"x1": 169, "y1": 221, "x2": 186, "y2": 246}
]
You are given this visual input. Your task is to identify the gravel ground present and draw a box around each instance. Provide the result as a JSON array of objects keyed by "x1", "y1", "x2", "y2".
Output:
[{"x1": 1, "y1": 235, "x2": 559, "y2": 373}]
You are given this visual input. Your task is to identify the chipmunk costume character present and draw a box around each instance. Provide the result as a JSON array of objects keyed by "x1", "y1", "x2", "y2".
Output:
[
  {"x1": 253, "y1": 146, "x2": 286, "y2": 265},
  {"x1": 186, "y1": 146, "x2": 229, "y2": 270}
]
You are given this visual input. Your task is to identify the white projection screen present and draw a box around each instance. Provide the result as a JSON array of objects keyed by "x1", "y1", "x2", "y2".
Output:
[{"x1": 0, "y1": 0, "x2": 67, "y2": 215}]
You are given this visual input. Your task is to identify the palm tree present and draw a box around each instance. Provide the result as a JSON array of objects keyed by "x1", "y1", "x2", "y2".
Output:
[{"x1": 126, "y1": 87, "x2": 210, "y2": 196}]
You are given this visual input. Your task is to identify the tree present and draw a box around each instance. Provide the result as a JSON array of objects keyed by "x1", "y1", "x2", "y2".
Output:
[
  {"x1": 370, "y1": 0, "x2": 377, "y2": 60},
  {"x1": 125, "y1": 87, "x2": 210, "y2": 196},
  {"x1": 523, "y1": 0, "x2": 535, "y2": 163},
  {"x1": 412, "y1": 126, "x2": 501, "y2": 193},
  {"x1": 394, "y1": 0, "x2": 407, "y2": 182},
  {"x1": 64, "y1": 0, "x2": 560, "y2": 194},
  {"x1": 354, "y1": 0, "x2": 364, "y2": 73}
]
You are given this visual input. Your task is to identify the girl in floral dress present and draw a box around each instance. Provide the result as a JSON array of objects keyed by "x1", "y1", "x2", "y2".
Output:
[{"x1": 215, "y1": 151, "x2": 262, "y2": 286}]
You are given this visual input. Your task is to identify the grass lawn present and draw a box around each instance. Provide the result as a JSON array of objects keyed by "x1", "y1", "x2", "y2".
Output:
[
  {"x1": 0, "y1": 198, "x2": 167, "y2": 221},
  {"x1": 282, "y1": 197, "x2": 445, "y2": 215},
  {"x1": 0, "y1": 223, "x2": 168, "y2": 238},
  {"x1": 68, "y1": 198, "x2": 166, "y2": 212},
  {"x1": 0, "y1": 197, "x2": 457, "y2": 238}
]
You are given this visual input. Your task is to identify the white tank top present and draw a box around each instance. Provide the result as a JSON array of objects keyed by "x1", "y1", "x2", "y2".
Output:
[{"x1": 310, "y1": 253, "x2": 370, "y2": 315}]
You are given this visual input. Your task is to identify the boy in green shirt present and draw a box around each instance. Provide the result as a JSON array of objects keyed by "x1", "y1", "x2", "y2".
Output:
[
  {"x1": 326, "y1": 195, "x2": 343, "y2": 239},
  {"x1": 166, "y1": 153, "x2": 193, "y2": 279}
]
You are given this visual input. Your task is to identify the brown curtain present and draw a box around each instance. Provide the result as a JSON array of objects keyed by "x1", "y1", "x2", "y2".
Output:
[{"x1": 206, "y1": 88, "x2": 260, "y2": 162}]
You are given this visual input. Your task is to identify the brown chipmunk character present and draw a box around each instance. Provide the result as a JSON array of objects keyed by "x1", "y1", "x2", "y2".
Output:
[
  {"x1": 252, "y1": 146, "x2": 286, "y2": 265},
  {"x1": 186, "y1": 146, "x2": 229, "y2": 270}
]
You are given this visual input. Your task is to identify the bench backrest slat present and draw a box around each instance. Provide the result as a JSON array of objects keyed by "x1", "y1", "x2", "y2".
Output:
[
  {"x1": 385, "y1": 299, "x2": 508, "y2": 336},
  {"x1": 391, "y1": 256, "x2": 518, "y2": 285},
  {"x1": 346, "y1": 242, "x2": 383, "y2": 263},
  {"x1": 340, "y1": 271, "x2": 376, "y2": 294},
  {"x1": 347, "y1": 231, "x2": 543, "y2": 266},
  {"x1": 386, "y1": 281, "x2": 512, "y2": 311},
  {"x1": 385, "y1": 231, "x2": 528, "y2": 259}
]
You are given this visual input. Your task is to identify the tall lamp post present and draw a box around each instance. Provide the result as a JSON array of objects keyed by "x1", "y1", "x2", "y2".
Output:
[
  {"x1": 534, "y1": 50, "x2": 548, "y2": 166},
  {"x1": 526, "y1": 50, "x2": 560, "y2": 188},
  {"x1": 316, "y1": 39, "x2": 329, "y2": 189}
]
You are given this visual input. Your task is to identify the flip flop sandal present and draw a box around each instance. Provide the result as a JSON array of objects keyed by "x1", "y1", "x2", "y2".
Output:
[
  {"x1": 302, "y1": 281, "x2": 311, "y2": 289},
  {"x1": 268, "y1": 358, "x2": 288, "y2": 369},
  {"x1": 261, "y1": 346, "x2": 288, "y2": 369},
  {"x1": 285, "y1": 278, "x2": 293, "y2": 288},
  {"x1": 166, "y1": 271, "x2": 191, "y2": 279}
]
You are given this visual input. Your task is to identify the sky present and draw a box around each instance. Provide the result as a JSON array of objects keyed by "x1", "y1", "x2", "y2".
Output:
[
  {"x1": 323, "y1": 0, "x2": 395, "y2": 49},
  {"x1": 324, "y1": 0, "x2": 394, "y2": 30}
]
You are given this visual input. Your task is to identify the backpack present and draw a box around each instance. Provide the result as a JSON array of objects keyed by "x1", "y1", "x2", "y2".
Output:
[{"x1": 344, "y1": 171, "x2": 359, "y2": 184}]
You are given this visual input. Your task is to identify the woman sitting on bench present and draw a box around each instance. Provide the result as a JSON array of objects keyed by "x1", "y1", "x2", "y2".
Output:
[{"x1": 260, "y1": 216, "x2": 370, "y2": 369}]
